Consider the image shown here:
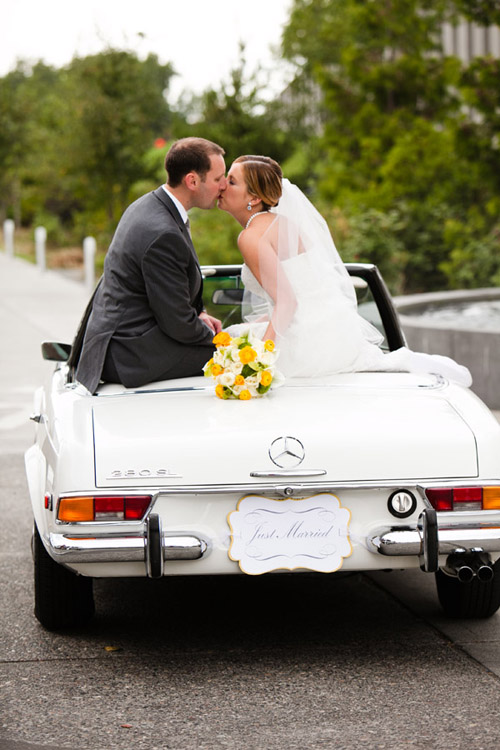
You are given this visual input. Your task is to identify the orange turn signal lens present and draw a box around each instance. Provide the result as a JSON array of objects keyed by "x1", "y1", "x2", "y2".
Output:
[
  {"x1": 483, "y1": 487, "x2": 500, "y2": 511},
  {"x1": 58, "y1": 497, "x2": 94, "y2": 522}
]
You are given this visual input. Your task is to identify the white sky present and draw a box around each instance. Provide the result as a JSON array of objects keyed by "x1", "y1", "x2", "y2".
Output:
[{"x1": 1, "y1": 0, "x2": 294, "y2": 100}]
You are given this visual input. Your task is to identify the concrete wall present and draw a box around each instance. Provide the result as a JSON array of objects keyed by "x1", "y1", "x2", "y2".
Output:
[{"x1": 393, "y1": 289, "x2": 500, "y2": 409}]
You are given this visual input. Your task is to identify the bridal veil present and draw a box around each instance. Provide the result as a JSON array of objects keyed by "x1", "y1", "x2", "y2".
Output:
[{"x1": 241, "y1": 178, "x2": 472, "y2": 386}]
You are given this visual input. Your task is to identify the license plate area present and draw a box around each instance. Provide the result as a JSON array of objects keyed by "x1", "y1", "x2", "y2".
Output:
[{"x1": 228, "y1": 493, "x2": 352, "y2": 575}]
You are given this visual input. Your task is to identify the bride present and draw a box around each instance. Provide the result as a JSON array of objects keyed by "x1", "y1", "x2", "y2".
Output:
[{"x1": 217, "y1": 155, "x2": 472, "y2": 386}]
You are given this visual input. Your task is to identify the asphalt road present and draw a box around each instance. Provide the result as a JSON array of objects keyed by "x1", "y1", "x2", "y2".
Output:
[{"x1": 1, "y1": 253, "x2": 500, "y2": 750}]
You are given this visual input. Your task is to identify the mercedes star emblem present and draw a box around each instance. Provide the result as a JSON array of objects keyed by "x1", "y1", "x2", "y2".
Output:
[{"x1": 269, "y1": 436, "x2": 305, "y2": 469}]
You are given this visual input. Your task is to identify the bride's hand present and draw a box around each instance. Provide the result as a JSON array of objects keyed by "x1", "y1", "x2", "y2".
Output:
[
  {"x1": 264, "y1": 322, "x2": 276, "y2": 342},
  {"x1": 199, "y1": 311, "x2": 222, "y2": 335}
]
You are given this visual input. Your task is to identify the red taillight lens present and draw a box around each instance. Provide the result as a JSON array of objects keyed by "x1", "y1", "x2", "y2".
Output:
[
  {"x1": 125, "y1": 496, "x2": 152, "y2": 520},
  {"x1": 452, "y1": 487, "x2": 482, "y2": 511},
  {"x1": 58, "y1": 495, "x2": 151, "y2": 522},
  {"x1": 95, "y1": 496, "x2": 125, "y2": 520},
  {"x1": 425, "y1": 488, "x2": 452, "y2": 511},
  {"x1": 426, "y1": 487, "x2": 486, "y2": 512}
]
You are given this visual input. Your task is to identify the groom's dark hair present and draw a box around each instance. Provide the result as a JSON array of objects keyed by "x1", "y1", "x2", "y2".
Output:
[{"x1": 166, "y1": 137, "x2": 225, "y2": 187}]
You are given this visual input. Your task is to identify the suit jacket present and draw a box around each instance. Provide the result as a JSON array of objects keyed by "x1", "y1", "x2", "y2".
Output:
[{"x1": 76, "y1": 187, "x2": 214, "y2": 393}]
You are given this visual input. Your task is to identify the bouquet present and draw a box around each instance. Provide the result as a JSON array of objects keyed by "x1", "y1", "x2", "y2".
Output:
[{"x1": 204, "y1": 330, "x2": 279, "y2": 400}]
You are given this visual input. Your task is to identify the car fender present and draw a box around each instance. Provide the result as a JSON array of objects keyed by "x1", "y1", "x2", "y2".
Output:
[{"x1": 25, "y1": 443, "x2": 48, "y2": 537}]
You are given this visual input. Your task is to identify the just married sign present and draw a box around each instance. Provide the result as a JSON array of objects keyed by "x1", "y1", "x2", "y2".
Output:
[{"x1": 227, "y1": 494, "x2": 352, "y2": 575}]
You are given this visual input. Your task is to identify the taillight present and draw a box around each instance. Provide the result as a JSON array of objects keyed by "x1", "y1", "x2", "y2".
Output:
[
  {"x1": 425, "y1": 488, "x2": 452, "y2": 511},
  {"x1": 58, "y1": 495, "x2": 151, "y2": 522},
  {"x1": 453, "y1": 487, "x2": 482, "y2": 511},
  {"x1": 425, "y1": 487, "x2": 500, "y2": 512}
]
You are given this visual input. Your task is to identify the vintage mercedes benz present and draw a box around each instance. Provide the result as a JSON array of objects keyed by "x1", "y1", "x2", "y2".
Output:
[{"x1": 25, "y1": 264, "x2": 500, "y2": 629}]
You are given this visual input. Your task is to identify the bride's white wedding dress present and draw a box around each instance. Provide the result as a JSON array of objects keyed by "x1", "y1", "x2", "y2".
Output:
[
  {"x1": 232, "y1": 257, "x2": 366, "y2": 376},
  {"x1": 226, "y1": 179, "x2": 472, "y2": 387},
  {"x1": 228, "y1": 261, "x2": 472, "y2": 386}
]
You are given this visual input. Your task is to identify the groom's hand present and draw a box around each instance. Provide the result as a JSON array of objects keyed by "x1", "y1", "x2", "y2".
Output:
[{"x1": 199, "y1": 311, "x2": 222, "y2": 335}]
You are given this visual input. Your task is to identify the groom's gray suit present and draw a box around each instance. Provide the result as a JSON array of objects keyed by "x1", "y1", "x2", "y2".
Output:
[{"x1": 76, "y1": 187, "x2": 214, "y2": 393}]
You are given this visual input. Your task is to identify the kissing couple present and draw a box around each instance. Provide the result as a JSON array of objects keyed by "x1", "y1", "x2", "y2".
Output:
[{"x1": 76, "y1": 137, "x2": 471, "y2": 393}]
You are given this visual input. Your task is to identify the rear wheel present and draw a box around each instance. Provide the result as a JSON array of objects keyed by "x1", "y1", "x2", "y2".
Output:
[
  {"x1": 33, "y1": 524, "x2": 95, "y2": 629},
  {"x1": 435, "y1": 560, "x2": 500, "y2": 618}
]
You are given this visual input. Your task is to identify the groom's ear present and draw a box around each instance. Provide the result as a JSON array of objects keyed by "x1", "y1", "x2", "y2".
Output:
[{"x1": 184, "y1": 171, "x2": 200, "y2": 192}]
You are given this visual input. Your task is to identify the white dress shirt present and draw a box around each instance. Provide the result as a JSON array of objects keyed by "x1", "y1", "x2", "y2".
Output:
[{"x1": 162, "y1": 185, "x2": 189, "y2": 224}]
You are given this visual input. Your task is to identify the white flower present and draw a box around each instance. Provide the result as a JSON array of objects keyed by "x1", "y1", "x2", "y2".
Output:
[
  {"x1": 260, "y1": 350, "x2": 276, "y2": 366},
  {"x1": 219, "y1": 372, "x2": 236, "y2": 387},
  {"x1": 244, "y1": 374, "x2": 260, "y2": 389}
]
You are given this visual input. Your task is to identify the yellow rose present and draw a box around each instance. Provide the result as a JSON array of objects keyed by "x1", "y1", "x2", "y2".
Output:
[
  {"x1": 260, "y1": 371, "x2": 272, "y2": 387},
  {"x1": 239, "y1": 389, "x2": 252, "y2": 400},
  {"x1": 264, "y1": 340, "x2": 275, "y2": 352},
  {"x1": 239, "y1": 346, "x2": 257, "y2": 364},
  {"x1": 234, "y1": 374, "x2": 245, "y2": 386},
  {"x1": 213, "y1": 331, "x2": 232, "y2": 347},
  {"x1": 215, "y1": 384, "x2": 225, "y2": 399},
  {"x1": 212, "y1": 364, "x2": 223, "y2": 376}
]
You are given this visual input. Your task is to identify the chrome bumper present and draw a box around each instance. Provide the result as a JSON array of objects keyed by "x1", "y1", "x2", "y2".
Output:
[
  {"x1": 49, "y1": 513, "x2": 207, "y2": 578},
  {"x1": 370, "y1": 509, "x2": 500, "y2": 570},
  {"x1": 371, "y1": 527, "x2": 500, "y2": 556},
  {"x1": 48, "y1": 509, "x2": 500, "y2": 578}
]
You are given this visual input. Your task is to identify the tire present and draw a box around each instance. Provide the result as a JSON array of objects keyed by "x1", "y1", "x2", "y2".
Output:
[
  {"x1": 435, "y1": 559, "x2": 500, "y2": 618},
  {"x1": 33, "y1": 524, "x2": 95, "y2": 629}
]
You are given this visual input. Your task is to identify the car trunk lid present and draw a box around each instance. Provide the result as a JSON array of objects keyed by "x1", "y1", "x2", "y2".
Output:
[{"x1": 93, "y1": 373, "x2": 478, "y2": 487}]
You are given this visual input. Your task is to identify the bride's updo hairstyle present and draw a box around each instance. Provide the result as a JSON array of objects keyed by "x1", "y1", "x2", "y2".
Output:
[{"x1": 234, "y1": 155, "x2": 282, "y2": 211}]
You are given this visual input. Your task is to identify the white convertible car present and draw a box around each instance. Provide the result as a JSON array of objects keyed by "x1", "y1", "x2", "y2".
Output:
[{"x1": 25, "y1": 264, "x2": 500, "y2": 629}]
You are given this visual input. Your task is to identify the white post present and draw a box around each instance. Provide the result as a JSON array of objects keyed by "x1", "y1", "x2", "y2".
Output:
[
  {"x1": 35, "y1": 226, "x2": 47, "y2": 272},
  {"x1": 83, "y1": 236, "x2": 96, "y2": 294},
  {"x1": 3, "y1": 219, "x2": 15, "y2": 257}
]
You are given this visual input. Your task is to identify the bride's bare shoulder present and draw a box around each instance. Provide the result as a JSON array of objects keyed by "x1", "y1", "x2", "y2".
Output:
[{"x1": 238, "y1": 214, "x2": 277, "y2": 250}]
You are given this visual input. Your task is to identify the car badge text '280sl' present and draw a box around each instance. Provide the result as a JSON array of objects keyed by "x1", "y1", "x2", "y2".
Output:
[{"x1": 106, "y1": 468, "x2": 182, "y2": 480}]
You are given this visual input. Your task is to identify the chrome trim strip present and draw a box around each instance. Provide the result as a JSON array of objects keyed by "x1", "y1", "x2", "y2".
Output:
[
  {"x1": 86, "y1": 480, "x2": 499, "y2": 499},
  {"x1": 150, "y1": 480, "x2": 487, "y2": 495},
  {"x1": 95, "y1": 380, "x2": 447, "y2": 397},
  {"x1": 48, "y1": 533, "x2": 207, "y2": 563},
  {"x1": 250, "y1": 469, "x2": 327, "y2": 478},
  {"x1": 95, "y1": 386, "x2": 209, "y2": 397}
]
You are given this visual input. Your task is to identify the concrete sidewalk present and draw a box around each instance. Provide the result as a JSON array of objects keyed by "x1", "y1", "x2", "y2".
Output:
[{"x1": 0, "y1": 252, "x2": 91, "y2": 452}]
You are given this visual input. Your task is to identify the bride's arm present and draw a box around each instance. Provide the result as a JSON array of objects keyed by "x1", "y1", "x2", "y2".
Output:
[{"x1": 238, "y1": 231, "x2": 297, "y2": 341}]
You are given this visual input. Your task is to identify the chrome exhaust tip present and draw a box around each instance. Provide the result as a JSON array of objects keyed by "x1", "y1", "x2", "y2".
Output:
[
  {"x1": 456, "y1": 565, "x2": 475, "y2": 583},
  {"x1": 443, "y1": 553, "x2": 475, "y2": 581},
  {"x1": 442, "y1": 552, "x2": 494, "y2": 583},
  {"x1": 475, "y1": 564, "x2": 494, "y2": 582}
]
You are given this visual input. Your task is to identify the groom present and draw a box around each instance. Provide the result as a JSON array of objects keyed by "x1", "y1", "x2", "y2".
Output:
[{"x1": 76, "y1": 137, "x2": 226, "y2": 393}]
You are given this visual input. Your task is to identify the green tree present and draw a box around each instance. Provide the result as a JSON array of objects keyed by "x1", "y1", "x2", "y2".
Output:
[
  {"x1": 281, "y1": 0, "x2": 500, "y2": 292},
  {"x1": 0, "y1": 62, "x2": 75, "y2": 234},
  {"x1": 64, "y1": 50, "x2": 174, "y2": 232},
  {"x1": 0, "y1": 50, "x2": 177, "y2": 249},
  {"x1": 283, "y1": 0, "x2": 458, "y2": 198},
  {"x1": 454, "y1": 0, "x2": 500, "y2": 25},
  {"x1": 182, "y1": 47, "x2": 294, "y2": 165}
]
